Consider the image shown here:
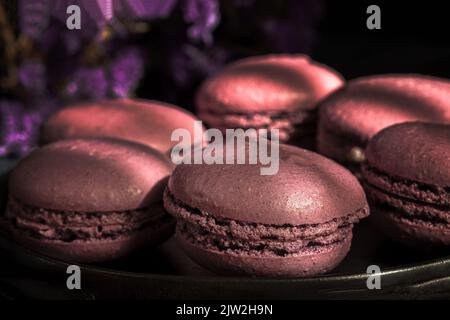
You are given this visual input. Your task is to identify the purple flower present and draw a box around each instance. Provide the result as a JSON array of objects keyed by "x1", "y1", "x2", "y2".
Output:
[
  {"x1": 7, "y1": 0, "x2": 327, "y2": 141},
  {"x1": 48, "y1": 0, "x2": 102, "y2": 39},
  {"x1": 110, "y1": 47, "x2": 145, "y2": 97},
  {"x1": 18, "y1": 62, "x2": 47, "y2": 96},
  {"x1": 47, "y1": 0, "x2": 179, "y2": 32},
  {"x1": 66, "y1": 67, "x2": 108, "y2": 100},
  {"x1": 0, "y1": 99, "x2": 56, "y2": 156},
  {"x1": 62, "y1": 31, "x2": 84, "y2": 55},
  {"x1": 50, "y1": 0, "x2": 107, "y2": 26},
  {"x1": 184, "y1": 0, "x2": 220, "y2": 45},
  {"x1": 0, "y1": 101, "x2": 22, "y2": 156},
  {"x1": 123, "y1": 0, "x2": 178, "y2": 19},
  {"x1": 19, "y1": 0, "x2": 51, "y2": 40}
]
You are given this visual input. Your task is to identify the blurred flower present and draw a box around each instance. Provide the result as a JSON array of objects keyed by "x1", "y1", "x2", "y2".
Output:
[
  {"x1": 0, "y1": 99, "x2": 56, "y2": 156},
  {"x1": 48, "y1": 0, "x2": 180, "y2": 35},
  {"x1": 66, "y1": 67, "x2": 108, "y2": 100},
  {"x1": 0, "y1": 101, "x2": 22, "y2": 156},
  {"x1": 62, "y1": 31, "x2": 84, "y2": 55},
  {"x1": 19, "y1": 0, "x2": 51, "y2": 40},
  {"x1": 51, "y1": 0, "x2": 110, "y2": 27},
  {"x1": 123, "y1": 0, "x2": 178, "y2": 19},
  {"x1": 18, "y1": 62, "x2": 47, "y2": 96},
  {"x1": 2, "y1": 0, "x2": 324, "y2": 157},
  {"x1": 184, "y1": 0, "x2": 220, "y2": 45},
  {"x1": 49, "y1": 0, "x2": 102, "y2": 39},
  {"x1": 110, "y1": 47, "x2": 145, "y2": 97}
]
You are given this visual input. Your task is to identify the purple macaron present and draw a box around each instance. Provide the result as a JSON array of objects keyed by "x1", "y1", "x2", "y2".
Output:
[
  {"x1": 362, "y1": 122, "x2": 450, "y2": 246},
  {"x1": 196, "y1": 55, "x2": 344, "y2": 149},
  {"x1": 40, "y1": 98, "x2": 204, "y2": 157},
  {"x1": 318, "y1": 74, "x2": 450, "y2": 170},
  {"x1": 2, "y1": 138, "x2": 174, "y2": 262},
  {"x1": 164, "y1": 144, "x2": 369, "y2": 277}
]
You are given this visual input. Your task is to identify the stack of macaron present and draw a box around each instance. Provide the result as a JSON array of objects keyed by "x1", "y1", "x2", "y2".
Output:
[
  {"x1": 40, "y1": 98, "x2": 205, "y2": 157},
  {"x1": 317, "y1": 75, "x2": 450, "y2": 172},
  {"x1": 316, "y1": 75, "x2": 450, "y2": 248},
  {"x1": 196, "y1": 54, "x2": 344, "y2": 149},
  {"x1": 361, "y1": 122, "x2": 450, "y2": 247},
  {"x1": 1, "y1": 99, "x2": 204, "y2": 262},
  {"x1": 163, "y1": 144, "x2": 369, "y2": 277},
  {"x1": 1, "y1": 53, "x2": 450, "y2": 278},
  {"x1": 3, "y1": 138, "x2": 174, "y2": 262}
]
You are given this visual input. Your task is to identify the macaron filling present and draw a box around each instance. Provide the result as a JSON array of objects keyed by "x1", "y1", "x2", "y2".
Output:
[
  {"x1": 164, "y1": 188, "x2": 368, "y2": 256},
  {"x1": 362, "y1": 165, "x2": 450, "y2": 227},
  {"x1": 200, "y1": 109, "x2": 316, "y2": 143},
  {"x1": 363, "y1": 165, "x2": 450, "y2": 205},
  {"x1": 4, "y1": 197, "x2": 173, "y2": 242}
]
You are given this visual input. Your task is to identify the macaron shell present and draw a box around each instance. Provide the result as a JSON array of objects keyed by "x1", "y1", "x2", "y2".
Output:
[
  {"x1": 177, "y1": 231, "x2": 352, "y2": 277},
  {"x1": 168, "y1": 144, "x2": 368, "y2": 225},
  {"x1": 197, "y1": 54, "x2": 344, "y2": 114},
  {"x1": 9, "y1": 138, "x2": 173, "y2": 212},
  {"x1": 319, "y1": 75, "x2": 450, "y2": 143},
  {"x1": 40, "y1": 99, "x2": 204, "y2": 154},
  {"x1": 371, "y1": 208, "x2": 450, "y2": 247},
  {"x1": 365, "y1": 122, "x2": 450, "y2": 187}
]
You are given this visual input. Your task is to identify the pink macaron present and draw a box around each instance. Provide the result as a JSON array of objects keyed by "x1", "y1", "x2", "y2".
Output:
[
  {"x1": 2, "y1": 138, "x2": 174, "y2": 262},
  {"x1": 318, "y1": 74, "x2": 450, "y2": 170},
  {"x1": 40, "y1": 98, "x2": 204, "y2": 157},
  {"x1": 164, "y1": 144, "x2": 369, "y2": 277},
  {"x1": 196, "y1": 55, "x2": 344, "y2": 149},
  {"x1": 362, "y1": 122, "x2": 450, "y2": 247}
]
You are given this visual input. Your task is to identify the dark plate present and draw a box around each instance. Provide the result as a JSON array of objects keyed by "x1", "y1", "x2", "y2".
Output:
[{"x1": 1, "y1": 158, "x2": 450, "y2": 300}]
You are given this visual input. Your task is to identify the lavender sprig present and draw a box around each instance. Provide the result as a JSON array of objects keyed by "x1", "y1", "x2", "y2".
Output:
[
  {"x1": 110, "y1": 46, "x2": 145, "y2": 97},
  {"x1": 123, "y1": 0, "x2": 178, "y2": 19},
  {"x1": 0, "y1": 99, "x2": 56, "y2": 156},
  {"x1": 17, "y1": 62, "x2": 47, "y2": 97},
  {"x1": 2, "y1": 0, "x2": 324, "y2": 158},
  {"x1": 19, "y1": 0, "x2": 51, "y2": 40},
  {"x1": 66, "y1": 67, "x2": 108, "y2": 100},
  {"x1": 184, "y1": 0, "x2": 220, "y2": 45}
]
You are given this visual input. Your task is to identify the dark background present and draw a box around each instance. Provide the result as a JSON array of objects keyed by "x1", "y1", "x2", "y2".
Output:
[
  {"x1": 315, "y1": 1, "x2": 450, "y2": 79},
  {"x1": 2, "y1": 1, "x2": 449, "y2": 106},
  {"x1": 136, "y1": 0, "x2": 450, "y2": 110}
]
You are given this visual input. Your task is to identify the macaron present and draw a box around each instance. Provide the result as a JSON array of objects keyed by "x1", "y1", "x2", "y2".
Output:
[
  {"x1": 163, "y1": 144, "x2": 369, "y2": 277},
  {"x1": 196, "y1": 55, "x2": 344, "y2": 149},
  {"x1": 362, "y1": 122, "x2": 450, "y2": 247},
  {"x1": 318, "y1": 75, "x2": 450, "y2": 170},
  {"x1": 2, "y1": 138, "x2": 174, "y2": 262},
  {"x1": 40, "y1": 98, "x2": 204, "y2": 157}
]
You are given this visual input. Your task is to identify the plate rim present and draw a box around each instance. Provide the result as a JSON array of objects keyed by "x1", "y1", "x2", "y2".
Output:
[{"x1": 2, "y1": 234, "x2": 450, "y2": 285}]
